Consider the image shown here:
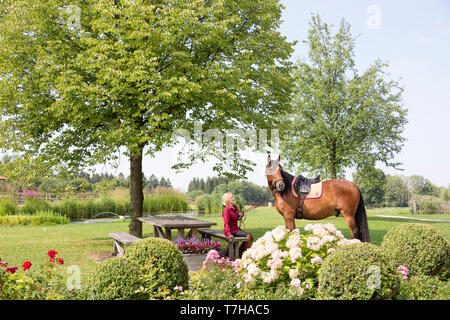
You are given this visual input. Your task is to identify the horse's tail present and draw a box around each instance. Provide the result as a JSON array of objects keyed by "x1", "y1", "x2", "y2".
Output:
[{"x1": 355, "y1": 189, "x2": 371, "y2": 243}]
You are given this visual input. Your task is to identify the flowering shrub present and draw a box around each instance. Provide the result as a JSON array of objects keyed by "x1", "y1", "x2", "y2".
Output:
[
  {"x1": 238, "y1": 224, "x2": 360, "y2": 294},
  {"x1": 174, "y1": 238, "x2": 221, "y2": 254},
  {"x1": 0, "y1": 251, "x2": 67, "y2": 300},
  {"x1": 381, "y1": 223, "x2": 450, "y2": 278},
  {"x1": 181, "y1": 250, "x2": 241, "y2": 300}
]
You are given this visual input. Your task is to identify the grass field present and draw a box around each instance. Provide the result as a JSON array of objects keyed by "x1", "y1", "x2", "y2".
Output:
[{"x1": 0, "y1": 207, "x2": 449, "y2": 282}]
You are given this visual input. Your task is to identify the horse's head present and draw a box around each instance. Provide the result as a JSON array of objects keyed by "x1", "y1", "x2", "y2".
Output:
[{"x1": 266, "y1": 154, "x2": 285, "y2": 192}]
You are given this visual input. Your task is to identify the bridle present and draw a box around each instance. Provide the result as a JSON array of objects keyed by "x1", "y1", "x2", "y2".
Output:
[{"x1": 271, "y1": 177, "x2": 285, "y2": 192}]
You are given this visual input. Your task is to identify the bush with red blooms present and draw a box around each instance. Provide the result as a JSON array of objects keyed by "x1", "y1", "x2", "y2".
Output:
[{"x1": 0, "y1": 250, "x2": 67, "y2": 300}]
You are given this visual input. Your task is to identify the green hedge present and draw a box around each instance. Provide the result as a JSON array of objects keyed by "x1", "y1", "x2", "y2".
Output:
[
  {"x1": 0, "y1": 211, "x2": 70, "y2": 226},
  {"x1": 318, "y1": 243, "x2": 400, "y2": 300},
  {"x1": 125, "y1": 238, "x2": 189, "y2": 297},
  {"x1": 398, "y1": 275, "x2": 450, "y2": 300},
  {"x1": 381, "y1": 223, "x2": 450, "y2": 278},
  {"x1": 85, "y1": 257, "x2": 148, "y2": 300}
]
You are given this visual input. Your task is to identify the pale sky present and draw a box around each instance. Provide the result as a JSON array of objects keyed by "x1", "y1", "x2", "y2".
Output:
[{"x1": 79, "y1": 1, "x2": 450, "y2": 191}]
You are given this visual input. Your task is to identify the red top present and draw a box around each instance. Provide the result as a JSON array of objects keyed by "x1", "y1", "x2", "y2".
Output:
[{"x1": 222, "y1": 205, "x2": 241, "y2": 236}]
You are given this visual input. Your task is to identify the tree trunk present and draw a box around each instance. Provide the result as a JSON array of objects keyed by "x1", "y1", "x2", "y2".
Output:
[{"x1": 129, "y1": 148, "x2": 144, "y2": 238}]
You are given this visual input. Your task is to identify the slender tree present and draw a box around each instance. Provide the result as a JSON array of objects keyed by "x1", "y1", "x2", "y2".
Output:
[
  {"x1": 281, "y1": 15, "x2": 407, "y2": 179},
  {"x1": 0, "y1": 0, "x2": 294, "y2": 236}
]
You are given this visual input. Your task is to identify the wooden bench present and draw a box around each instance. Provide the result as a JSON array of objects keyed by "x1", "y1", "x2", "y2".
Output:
[
  {"x1": 198, "y1": 229, "x2": 248, "y2": 260},
  {"x1": 109, "y1": 232, "x2": 141, "y2": 257}
]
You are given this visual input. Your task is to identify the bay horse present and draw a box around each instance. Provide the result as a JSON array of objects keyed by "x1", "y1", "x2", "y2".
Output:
[{"x1": 266, "y1": 155, "x2": 370, "y2": 242}]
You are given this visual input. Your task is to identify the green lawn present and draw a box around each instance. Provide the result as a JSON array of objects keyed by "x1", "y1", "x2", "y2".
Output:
[{"x1": 0, "y1": 207, "x2": 449, "y2": 282}]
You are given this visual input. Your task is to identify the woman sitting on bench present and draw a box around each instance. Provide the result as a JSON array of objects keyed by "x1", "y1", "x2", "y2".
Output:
[{"x1": 222, "y1": 192, "x2": 253, "y2": 256}]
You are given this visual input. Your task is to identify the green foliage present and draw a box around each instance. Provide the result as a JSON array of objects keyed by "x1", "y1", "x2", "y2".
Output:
[
  {"x1": 194, "y1": 193, "x2": 244, "y2": 214},
  {"x1": 183, "y1": 264, "x2": 241, "y2": 300},
  {"x1": 186, "y1": 189, "x2": 206, "y2": 202},
  {"x1": 86, "y1": 257, "x2": 147, "y2": 300},
  {"x1": 143, "y1": 194, "x2": 189, "y2": 213},
  {"x1": 213, "y1": 181, "x2": 270, "y2": 203},
  {"x1": 318, "y1": 243, "x2": 400, "y2": 300},
  {"x1": 281, "y1": 14, "x2": 407, "y2": 179},
  {"x1": 384, "y1": 175, "x2": 409, "y2": 207},
  {"x1": 410, "y1": 195, "x2": 450, "y2": 214},
  {"x1": 0, "y1": 198, "x2": 17, "y2": 216},
  {"x1": 0, "y1": 0, "x2": 294, "y2": 184},
  {"x1": 381, "y1": 223, "x2": 450, "y2": 278},
  {"x1": 21, "y1": 198, "x2": 51, "y2": 214},
  {"x1": 0, "y1": 211, "x2": 70, "y2": 226},
  {"x1": 398, "y1": 275, "x2": 450, "y2": 300},
  {"x1": 352, "y1": 166, "x2": 386, "y2": 207},
  {"x1": 125, "y1": 238, "x2": 189, "y2": 298},
  {"x1": 408, "y1": 175, "x2": 440, "y2": 196}
]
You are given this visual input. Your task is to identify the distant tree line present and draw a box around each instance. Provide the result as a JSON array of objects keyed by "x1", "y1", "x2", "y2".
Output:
[
  {"x1": 0, "y1": 154, "x2": 172, "y2": 194},
  {"x1": 187, "y1": 176, "x2": 270, "y2": 204},
  {"x1": 352, "y1": 167, "x2": 449, "y2": 208}
]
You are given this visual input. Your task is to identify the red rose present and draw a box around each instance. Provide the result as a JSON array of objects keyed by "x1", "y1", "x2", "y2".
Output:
[
  {"x1": 6, "y1": 267, "x2": 18, "y2": 274},
  {"x1": 56, "y1": 258, "x2": 64, "y2": 265},
  {"x1": 22, "y1": 261, "x2": 32, "y2": 271},
  {"x1": 0, "y1": 261, "x2": 8, "y2": 267},
  {"x1": 47, "y1": 250, "x2": 58, "y2": 258}
]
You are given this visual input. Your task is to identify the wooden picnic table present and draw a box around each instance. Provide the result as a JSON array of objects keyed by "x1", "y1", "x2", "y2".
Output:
[{"x1": 137, "y1": 216, "x2": 217, "y2": 241}]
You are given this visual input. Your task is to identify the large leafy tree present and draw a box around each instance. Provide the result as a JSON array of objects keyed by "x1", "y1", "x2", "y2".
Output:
[
  {"x1": 0, "y1": 0, "x2": 294, "y2": 237},
  {"x1": 352, "y1": 166, "x2": 386, "y2": 207},
  {"x1": 281, "y1": 15, "x2": 408, "y2": 179}
]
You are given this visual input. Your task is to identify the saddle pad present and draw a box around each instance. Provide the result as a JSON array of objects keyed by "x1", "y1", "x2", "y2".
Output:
[{"x1": 306, "y1": 181, "x2": 323, "y2": 199}]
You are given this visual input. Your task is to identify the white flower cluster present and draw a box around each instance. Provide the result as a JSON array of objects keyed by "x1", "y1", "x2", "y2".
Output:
[{"x1": 238, "y1": 223, "x2": 361, "y2": 289}]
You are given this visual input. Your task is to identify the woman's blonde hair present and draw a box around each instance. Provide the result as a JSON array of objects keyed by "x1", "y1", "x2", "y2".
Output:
[{"x1": 222, "y1": 192, "x2": 234, "y2": 207}]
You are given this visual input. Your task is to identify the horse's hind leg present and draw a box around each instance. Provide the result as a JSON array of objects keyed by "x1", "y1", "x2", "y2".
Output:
[{"x1": 342, "y1": 212, "x2": 358, "y2": 239}]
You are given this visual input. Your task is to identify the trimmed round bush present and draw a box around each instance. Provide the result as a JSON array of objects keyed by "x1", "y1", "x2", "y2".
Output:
[
  {"x1": 318, "y1": 243, "x2": 400, "y2": 300},
  {"x1": 381, "y1": 223, "x2": 450, "y2": 278},
  {"x1": 125, "y1": 237, "x2": 189, "y2": 295},
  {"x1": 87, "y1": 257, "x2": 147, "y2": 300}
]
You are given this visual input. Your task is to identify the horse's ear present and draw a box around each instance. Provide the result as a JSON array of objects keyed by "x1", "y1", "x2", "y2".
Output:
[
  {"x1": 277, "y1": 154, "x2": 280, "y2": 162},
  {"x1": 267, "y1": 154, "x2": 271, "y2": 164}
]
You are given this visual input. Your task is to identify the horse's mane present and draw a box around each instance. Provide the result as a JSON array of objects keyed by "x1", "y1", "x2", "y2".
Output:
[{"x1": 280, "y1": 167, "x2": 295, "y2": 195}]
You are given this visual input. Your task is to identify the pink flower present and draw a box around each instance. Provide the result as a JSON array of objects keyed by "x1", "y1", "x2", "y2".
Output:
[
  {"x1": 397, "y1": 265, "x2": 409, "y2": 279},
  {"x1": 173, "y1": 286, "x2": 183, "y2": 292},
  {"x1": 56, "y1": 258, "x2": 64, "y2": 265}
]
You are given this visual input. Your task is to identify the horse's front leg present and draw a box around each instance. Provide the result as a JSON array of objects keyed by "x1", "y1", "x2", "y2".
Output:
[{"x1": 283, "y1": 211, "x2": 296, "y2": 231}]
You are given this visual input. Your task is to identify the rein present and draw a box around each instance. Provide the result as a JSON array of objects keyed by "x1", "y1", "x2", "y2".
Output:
[{"x1": 238, "y1": 189, "x2": 274, "y2": 229}]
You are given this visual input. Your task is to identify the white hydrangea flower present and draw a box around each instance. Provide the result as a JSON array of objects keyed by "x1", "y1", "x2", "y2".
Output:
[
  {"x1": 269, "y1": 269, "x2": 279, "y2": 281},
  {"x1": 288, "y1": 247, "x2": 302, "y2": 263},
  {"x1": 306, "y1": 236, "x2": 321, "y2": 251},
  {"x1": 261, "y1": 271, "x2": 272, "y2": 283},
  {"x1": 289, "y1": 268, "x2": 298, "y2": 279},
  {"x1": 271, "y1": 226, "x2": 287, "y2": 242},
  {"x1": 327, "y1": 247, "x2": 336, "y2": 254},
  {"x1": 335, "y1": 230, "x2": 345, "y2": 240},
  {"x1": 286, "y1": 234, "x2": 301, "y2": 249},
  {"x1": 247, "y1": 263, "x2": 260, "y2": 276},
  {"x1": 290, "y1": 278, "x2": 301, "y2": 288},
  {"x1": 311, "y1": 256, "x2": 323, "y2": 264},
  {"x1": 304, "y1": 224, "x2": 314, "y2": 232},
  {"x1": 324, "y1": 223, "x2": 337, "y2": 234}
]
